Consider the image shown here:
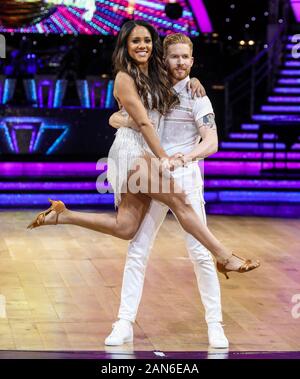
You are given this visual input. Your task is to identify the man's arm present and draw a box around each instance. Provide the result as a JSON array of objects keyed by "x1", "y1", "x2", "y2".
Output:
[
  {"x1": 176, "y1": 113, "x2": 218, "y2": 165},
  {"x1": 192, "y1": 113, "x2": 218, "y2": 159},
  {"x1": 109, "y1": 110, "x2": 139, "y2": 130}
]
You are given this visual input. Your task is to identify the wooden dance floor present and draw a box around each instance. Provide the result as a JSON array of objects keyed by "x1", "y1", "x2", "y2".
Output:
[{"x1": 0, "y1": 210, "x2": 299, "y2": 354}]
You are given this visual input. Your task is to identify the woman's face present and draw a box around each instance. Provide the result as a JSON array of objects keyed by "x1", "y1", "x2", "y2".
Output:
[{"x1": 127, "y1": 26, "x2": 153, "y2": 66}]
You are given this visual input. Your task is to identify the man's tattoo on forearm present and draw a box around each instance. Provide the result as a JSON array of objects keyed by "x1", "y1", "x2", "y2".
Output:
[{"x1": 197, "y1": 113, "x2": 217, "y2": 130}]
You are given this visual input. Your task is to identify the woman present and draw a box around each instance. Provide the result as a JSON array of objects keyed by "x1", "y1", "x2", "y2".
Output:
[{"x1": 27, "y1": 20, "x2": 259, "y2": 278}]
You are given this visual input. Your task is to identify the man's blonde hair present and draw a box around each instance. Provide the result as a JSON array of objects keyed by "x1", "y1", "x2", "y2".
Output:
[{"x1": 163, "y1": 33, "x2": 193, "y2": 56}]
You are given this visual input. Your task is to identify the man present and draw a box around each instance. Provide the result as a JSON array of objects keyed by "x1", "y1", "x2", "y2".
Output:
[{"x1": 105, "y1": 33, "x2": 229, "y2": 349}]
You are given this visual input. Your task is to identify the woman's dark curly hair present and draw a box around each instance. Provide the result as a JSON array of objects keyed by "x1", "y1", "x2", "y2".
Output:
[{"x1": 112, "y1": 20, "x2": 179, "y2": 114}]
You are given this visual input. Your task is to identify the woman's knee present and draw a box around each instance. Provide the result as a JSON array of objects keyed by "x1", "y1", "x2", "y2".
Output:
[
  {"x1": 116, "y1": 223, "x2": 138, "y2": 240},
  {"x1": 168, "y1": 192, "x2": 188, "y2": 211}
]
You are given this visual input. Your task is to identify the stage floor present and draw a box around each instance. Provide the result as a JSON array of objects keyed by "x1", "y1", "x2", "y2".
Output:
[{"x1": 0, "y1": 210, "x2": 299, "y2": 353}]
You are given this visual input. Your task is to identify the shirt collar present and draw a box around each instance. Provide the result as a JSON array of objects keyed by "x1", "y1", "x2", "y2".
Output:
[{"x1": 173, "y1": 76, "x2": 190, "y2": 94}]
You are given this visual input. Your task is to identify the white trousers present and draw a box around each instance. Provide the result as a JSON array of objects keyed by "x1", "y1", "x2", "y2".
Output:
[{"x1": 118, "y1": 164, "x2": 223, "y2": 324}]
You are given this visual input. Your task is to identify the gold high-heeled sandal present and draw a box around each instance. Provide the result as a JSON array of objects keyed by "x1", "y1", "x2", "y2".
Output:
[
  {"x1": 216, "y1": 253, "x2": 260, "y2": 280},
  {"x1": 27, "y1": 198, "x2": 66, "y2": 229}
]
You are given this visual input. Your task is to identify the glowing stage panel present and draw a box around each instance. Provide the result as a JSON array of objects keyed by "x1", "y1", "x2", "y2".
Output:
[
  {"x1": 0, "y1": 118, "x2": 69, "y2": 155},
  {"x1": 0, "y1": 1, "x2": 208, "y2": 36},
  {"x1": 291, "y1": 0, "x2": 300, "y2": 21}
]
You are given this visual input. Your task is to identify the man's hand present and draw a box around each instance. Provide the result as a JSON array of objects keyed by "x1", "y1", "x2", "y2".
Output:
[
  {"x1": 187, "y1": 78, "x2": 206, "y2": 99},
  {"x1": 109, "y1": 110, "x2": 139, "y2": 130},
  {"x1": 160, "y1": 157, "x2": 181, "y2": 172},
  {"x1": 161, "y1": 153, "x2": 188, "y2": 171},
  {"x1": 170, "y1": 152, "x2": 192, "y2": 167}
]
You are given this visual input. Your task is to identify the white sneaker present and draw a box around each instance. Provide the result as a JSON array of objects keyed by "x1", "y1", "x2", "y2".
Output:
[
  {"x1": 208, "y1": 323, "x2": 229, "y2": 349},
  {"x1": 105, "y1": 319, "x2": 133, "y2": 346}
]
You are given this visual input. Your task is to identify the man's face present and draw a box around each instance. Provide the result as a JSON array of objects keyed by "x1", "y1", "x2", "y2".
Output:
[{"x1": 164, "y1": 43, "x2": 194, "y2": 83}]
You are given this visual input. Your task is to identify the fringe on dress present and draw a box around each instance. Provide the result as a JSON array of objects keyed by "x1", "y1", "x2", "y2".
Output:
[{"x1": 107, "y1": 127, "x2": 147, "y2": 208}]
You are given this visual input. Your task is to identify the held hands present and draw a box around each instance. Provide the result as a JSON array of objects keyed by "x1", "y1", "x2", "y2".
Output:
[
  {"x1": 160, "y1": 153, "x2": 189, "y2": 172},
  {"x1": 160, "y1": 157, "x2": 180, "y2": 172},
  {"x1": 171, "y1": 153, "x2": 190, "y2": 167},
  {"x1": 187, "y1": 78, "x2": 206, "y2": 99}
]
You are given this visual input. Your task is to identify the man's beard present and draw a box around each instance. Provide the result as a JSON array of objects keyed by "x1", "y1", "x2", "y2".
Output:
[{"x1": 170, "y1": 66, "x2": 191, "y2": 79}]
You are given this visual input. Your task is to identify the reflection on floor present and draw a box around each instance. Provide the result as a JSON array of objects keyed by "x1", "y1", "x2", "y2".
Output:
[{"x1": 0, "y1": 211, "x2": 299, "y2": 352}]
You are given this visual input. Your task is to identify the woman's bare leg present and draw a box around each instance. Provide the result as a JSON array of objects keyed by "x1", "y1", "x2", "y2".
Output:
[
  {"x1": 31, "y1": 155, "x2": 232, "y2": 258},
  {"x1": 38, "y1": 192, "x2": 151, "y2": 240},
  {"x1": 29, "y1": 154, "x2": 258, "y2": 269},
  {"x1": 132, "y1": 154, "x2": 245, "y2": 266}
]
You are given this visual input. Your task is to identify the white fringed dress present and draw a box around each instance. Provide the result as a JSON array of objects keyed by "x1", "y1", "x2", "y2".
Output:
[{"x1": 107, "y1": 106, "x2": 161, "y2": 208}]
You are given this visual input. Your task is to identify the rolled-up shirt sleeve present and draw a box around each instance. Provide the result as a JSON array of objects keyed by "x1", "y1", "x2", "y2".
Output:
[{"x1": 192, "y1": 95, "x2": 214, "y2": 122}]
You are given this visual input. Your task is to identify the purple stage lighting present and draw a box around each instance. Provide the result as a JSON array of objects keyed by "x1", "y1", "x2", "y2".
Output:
[
  {"x1": 212, "y1": 151, "x2": 300, "y2": 160},
  {"x1": 241, "y1": 124, "x2": 260, "y2": 130},
  {"x1": 1, "y1": 161, "x2": 300, "y2": 179},
  {"x1": 204, "y1": 179, "x2": 300, "y2": 190},
  {"x1": 280, "y1": 69, "x2": 300, "y2": 75},
  {"x1": 261, "y1": 105, "x2": 300, "y2": 112},
  {"x1": 38, "y1": 80, "x2": 55, "y2": 108},
  {"x1": 11, "y1": 124, "x2": 38, "y2": 153},
  {"x1": 285, "y1": 61, "x2": 300, "y2": 67},
  {"x1": 274, "y1": 87, "x2": 300, "y2": 94},
  {"x1": 278, "y1": 78, "x2": 300, "y2": 84},
  {"x1": 0, "y1": 1, "x2": 206, "y2": 36},
  {"x1": 268, "y1": 96, "x2": 300, "y2": 103},
  {"x1": 291, "y1": 0, "x2": 300, "y2": 21},
  {"x1": 220, "y1": 142, "x2": 286, "y2": 150},
  {"x1": 252, "y1": 114, "x2": 300, "y2": 121},
  {"x1": 0, "y1": 118, "x2": 69, "y2": 154},
  {"x1": 188, "y1": 0, "x2": 212, "y2": 33}
]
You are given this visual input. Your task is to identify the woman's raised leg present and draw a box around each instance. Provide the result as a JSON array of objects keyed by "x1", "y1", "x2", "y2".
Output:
[
  {"x1": 27, "y1": 192, "x2": 151, "y2": 241},
  {"x1": 132, "y1": 154, "x2": 260, "y2": 275}
]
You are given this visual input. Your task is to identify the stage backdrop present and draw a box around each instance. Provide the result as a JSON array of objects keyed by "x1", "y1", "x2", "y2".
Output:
[
  {"x1": 0, "y1": 108, "x2": 115, "y2": 158},
  {"x1": 0, "y1": 0, "x2": 204, "y2": 36}
]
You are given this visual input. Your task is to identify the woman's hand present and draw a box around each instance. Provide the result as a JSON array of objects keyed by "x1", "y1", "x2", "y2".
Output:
[
  {"x1": 160, "y1": 154, "x2": 185, "y2": 172},
  {"x1": 187, "y1": 78, "x2": 206, "y2": 99},
  {"x1": 170, "y1": 153, "x2": 191, "y2": 168}
]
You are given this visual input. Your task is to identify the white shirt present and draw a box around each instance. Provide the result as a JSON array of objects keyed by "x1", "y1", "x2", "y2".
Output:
[
  {"x1": 159, "y1": 76, "x2": 214, "y2": 188},
  {"x1": 160, "y1": 76, "x2": 214, "y2": 156}
]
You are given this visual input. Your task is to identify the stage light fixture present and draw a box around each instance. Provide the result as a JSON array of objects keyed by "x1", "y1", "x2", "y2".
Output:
[
  {"x1": 165, "y1": 2, "x2": 183, "y2": 20},
  {"x1": 239, "y1": 40, "x2": 245, "y2": 46},
  {"x1": 248, "y1": 40, "x2": 255, "y2": 46}
]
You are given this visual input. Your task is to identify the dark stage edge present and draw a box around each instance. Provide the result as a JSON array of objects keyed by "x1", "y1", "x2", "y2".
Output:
[{"x1": 0, "y1": 350, "x2": 299, "y2": 359}]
